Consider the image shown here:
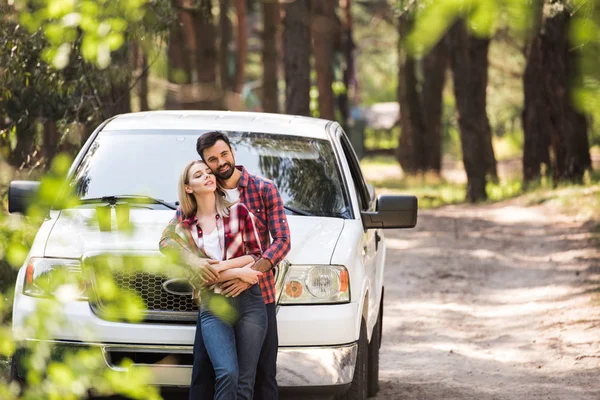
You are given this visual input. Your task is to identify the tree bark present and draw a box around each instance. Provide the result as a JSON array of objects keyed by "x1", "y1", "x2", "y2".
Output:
[
  {"x1": 523, "y1": 6, "x2": 592, "y2": 184},
  {"x1": 219, "y1": 0, "x2": 233, "y2": 93},
  {"x1": 234, "y1": 0, "x2": 247, "y2": 93},
  {"x1": 166, "y1": 0, "x2": 194, "y2": 109},
  {"x1": 396, "y1": 11, "x2": 415, "y2": 173},
  {"x1": 139, "y1": 51, "x2": 150, "y2": 111},
  {"x1": 542, "y1": 11, "x2": 591, "y2": 182},
  {"x1": 262, "y1": 0, "x2": 279, "y2": 113},
  {"x1": 396, "y1": 11, "x2": 447, "y2": 174},
  {"x1": 522, "y1": 3, "x2": 550, "y2": 183},
  {"x1": 421, "y1": 37, "x2": 448, "y2": 173},
  {"x1": 283, "y1": 0, "x2": 311, "y2": 116},
  {"x1": 43, "y1": 119, "x2": 58, "y2": 164},
  {"x1": 448, "y1": 20, "x2": 490, "y2": 202},
  {"x1": 339, "y1": 0, "x2": 355, "y2": 130},
  {"x1": 195, "y1": 0, "x2": 221, "y2": 109},
  {"x1": 311, "y1": 0, "x2": 336, "y2": 120}
]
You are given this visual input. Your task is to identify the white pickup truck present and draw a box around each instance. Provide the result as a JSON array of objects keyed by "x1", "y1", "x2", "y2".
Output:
[{"x1": 9, "y1": 111, "x2": 417, "y2": 399}]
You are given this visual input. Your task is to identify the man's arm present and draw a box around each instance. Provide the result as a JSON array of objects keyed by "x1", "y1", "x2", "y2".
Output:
[{"x1": 255, "y1": 181, "x2": 291, "y2": 272}]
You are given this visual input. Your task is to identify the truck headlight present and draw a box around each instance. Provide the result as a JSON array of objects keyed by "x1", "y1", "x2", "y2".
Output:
[
  {"x1": 23, "y1": 258, "x2": 87, "y2": 300},
  {"x1": 279, "y1": 265, "x2": 349, "y2": 304}
]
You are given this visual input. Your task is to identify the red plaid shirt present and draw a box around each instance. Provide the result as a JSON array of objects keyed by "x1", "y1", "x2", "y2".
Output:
[
  {"x1": 160, "y1": 166, "x2": 291, "y2": 304},
  {"x1": 182, "y1": 203, "x2": 262, "y2": 262}
]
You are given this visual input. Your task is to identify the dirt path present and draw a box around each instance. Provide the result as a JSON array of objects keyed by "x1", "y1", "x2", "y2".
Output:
[{"x1": 375, "y1": 200, "x2": 600, "y2": 400}]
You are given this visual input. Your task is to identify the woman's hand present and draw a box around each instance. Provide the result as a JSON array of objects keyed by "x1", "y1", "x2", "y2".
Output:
[
  {"x1": 191, "y1": 258, "x2": 220, "y2": 283},
  {"x1": 235, "y1": 264, "x2": 263, "y2": 285}
]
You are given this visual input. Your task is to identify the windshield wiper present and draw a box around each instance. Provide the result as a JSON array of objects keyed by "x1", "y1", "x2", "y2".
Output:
[
  {"x1": 284, "y1": 205, "x2": 314, "y2": 216},
  {"x1": 79, "y1": 195, "x2": 178, "y2": 210}
]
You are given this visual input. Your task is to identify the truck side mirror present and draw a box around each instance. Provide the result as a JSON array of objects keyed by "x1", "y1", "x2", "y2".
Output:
[
  {"x1": 361, "y1": 195, "x2": 418, "y2": 229},
  {"x1": 8, "y1": 181, "x2": 41, "y2": 214}
]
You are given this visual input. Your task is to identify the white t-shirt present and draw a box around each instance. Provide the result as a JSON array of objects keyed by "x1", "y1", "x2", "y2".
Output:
[
  {"x1": 192, "y1": 225, "x2": 223, "y2": 261},
  {"x1": 201, "y1": 228, "x2": 223, "y2": 261},
  {"x1": 223, "y1": 187, "x2": 241, "y2": 203}
]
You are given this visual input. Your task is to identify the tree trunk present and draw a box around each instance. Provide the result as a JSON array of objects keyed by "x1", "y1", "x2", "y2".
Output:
[
  {"x1": 522, "y1": 3, "x2": 550, "y2": 183},
  {"x1": 396, "y1": 10, "x2": 447, "y2": 175},
  {"x1": 166, "y1": 0, "x2": 194, "y2": 109},
  {"x1": 283, "y1": 0, "x2": 311, "y2": 116},
  {"x1": 139, "y1": 51, "x2": 150, "y2": 111},
  {"x1": 421, "y1": 36, "x2": 448, "y2": 173},
  {"x1": 542, "y1": 11, "x2": 591, "y2": 182},
  {"x1": 448, "y1": 21, "x2": 490, "y2": 202},
  {"x1": 195, "y1": 0, "x2": 221, "y2": 109},
  {"x1": 262, "y1": 0, "x2": 279, "y2": 113},
  {"x1": 470, "y1": 36, "x2": 498, "y2": 181},
  {"x1": 219, "y1": 0, "x2": 233, "y2": 93},
  {"x1": 132, "y1": 42, "x2": 150, "y2": 111},
  {"x1": 43, "y1": 119, "x2": 58, "y2": 164},
  {"x1": 523, "y1": 6, "x2": 592, "y2": 184},
  {"x1": 339, "y1": 0, "x2": 355, "y2": 130},
  {"x1": 396, "y1": 11, "x2": 415, "y2": 173},
  {"x1": 234, "y1": 0, "x2": 247, "y2": 93},
  {"x1": 311, "y1": 0, "x2": 336, "y2": 120},
  {"x1": 10, "y1": 120, "x2": 35, "y2": 167}
]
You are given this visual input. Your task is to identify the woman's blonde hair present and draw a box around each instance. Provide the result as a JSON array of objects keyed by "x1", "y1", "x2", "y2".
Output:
[{"x1": 178, "y1": 160, "x2": 233, "y2": 219}]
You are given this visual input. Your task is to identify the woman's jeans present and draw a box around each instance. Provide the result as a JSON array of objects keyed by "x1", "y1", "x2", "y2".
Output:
[{"x1": 199, "y1": 284, "x2": 267, "y2": 400}]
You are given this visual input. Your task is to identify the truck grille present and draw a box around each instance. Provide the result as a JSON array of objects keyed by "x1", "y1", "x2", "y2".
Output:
[
  {"x1": 85, "y1": 254, "x2": 198, "y2": 323},
  {"x1": 113, "y1": 270, "x2": 199, "y2": 313}
]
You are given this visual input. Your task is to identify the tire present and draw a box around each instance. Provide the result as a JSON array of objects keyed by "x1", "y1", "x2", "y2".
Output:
[
  {"x1": 336, "y1": 318, "x2": 368, "y2": 400},
  {"x1": 10, "y1": 352, "x2": 25, "y2": 387},
  {"x1": 367, "y1": 296, "x2": 383, "y2": 397}
]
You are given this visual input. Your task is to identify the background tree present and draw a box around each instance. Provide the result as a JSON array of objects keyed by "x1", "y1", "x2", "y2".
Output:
[
  {"x1": 523, "y1": 1, "x2": 591, "y2": 183},
  {"x1": 447, "y1": 19, "x2": 497, "y2": 201},
  {"x1": 311, "y1": 0, "x2": 338, "y2": 120},
  {"x1": 396, "y1": 5, "x2": 448, "y2": 175},
  {"x1": 262, "y1": 0, "x2": 280, "y2": 113},
  {"x1": 283, "y1": 0, "x2": 311, "y2": 116}
]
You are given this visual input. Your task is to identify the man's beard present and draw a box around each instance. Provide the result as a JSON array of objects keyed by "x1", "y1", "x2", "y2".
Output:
[{"x1": 214, "y1": 162, "x2": 235, "y2": 180}]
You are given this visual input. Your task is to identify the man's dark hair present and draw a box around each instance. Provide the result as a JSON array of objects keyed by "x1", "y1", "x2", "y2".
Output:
[{"x1": 196, "y1": 131, "x2": 232, "y2": 160}]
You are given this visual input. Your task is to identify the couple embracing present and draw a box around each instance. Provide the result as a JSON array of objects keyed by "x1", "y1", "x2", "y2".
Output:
[{"x1": 159, "y1": 131, "x2": 291, "y2": 400}]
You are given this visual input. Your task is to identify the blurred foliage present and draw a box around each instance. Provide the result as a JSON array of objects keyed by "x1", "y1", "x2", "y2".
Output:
[
  {"x1": 14, "y1": 0, "x2": 148, "y2": 69},
  {"x1": 403, "y1": 0, "x2": 535, "y2": 57},
  {"x1": 0, "y1": 1, "x2": 174, "y2": 170}
]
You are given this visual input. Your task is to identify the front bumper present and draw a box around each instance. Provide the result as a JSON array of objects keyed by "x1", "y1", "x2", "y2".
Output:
[{"x1": 15, "y1": 339, "x2": 357, "y2": 389}]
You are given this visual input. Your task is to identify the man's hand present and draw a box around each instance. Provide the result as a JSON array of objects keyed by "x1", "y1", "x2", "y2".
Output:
[
  {"x1": 252, "y1": 258, "x2": 272, "y2": 273},
  {"x1": 219, "y1": 279, "x2": 251, "y2": 297},
  {"x1": 191, "y1": 258, "x2": 220, "y2": 283}
]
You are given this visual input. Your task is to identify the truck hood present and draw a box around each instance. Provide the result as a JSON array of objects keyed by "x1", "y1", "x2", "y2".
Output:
[{"x1": 44, "y1": 209, "x2": 344, "y2": 265}]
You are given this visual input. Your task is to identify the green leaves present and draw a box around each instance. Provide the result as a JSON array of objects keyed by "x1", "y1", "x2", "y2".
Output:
[
  {"x1": 405, "y1": 0, "x2": 535, "y2": 56},
  {"x1": 16, "y1": 0, "x2": 149, "y2": 69}
]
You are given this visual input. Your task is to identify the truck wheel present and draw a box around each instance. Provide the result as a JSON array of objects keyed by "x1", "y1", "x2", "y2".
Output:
[
  {"x1": 367, "y1": 304, "x2": 382, "y2": 397},
  {"x1": 337, "y1": 318, "x2": 368, "y2": 400}
]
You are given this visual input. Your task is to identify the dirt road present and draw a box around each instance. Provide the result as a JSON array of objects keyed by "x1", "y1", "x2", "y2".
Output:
[{"x1": 375, "y1": 200, "x2": 600, "y2": 399}]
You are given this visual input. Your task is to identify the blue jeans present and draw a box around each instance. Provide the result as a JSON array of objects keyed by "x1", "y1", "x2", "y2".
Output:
[{"x1": 197, "y1": 284, "x2": 267, "y2": 400}]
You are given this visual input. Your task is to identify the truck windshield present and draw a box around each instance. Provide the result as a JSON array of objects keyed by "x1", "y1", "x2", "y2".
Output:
[{"x1": 70, "y1": 130, "x2": 351, "y2": 218}]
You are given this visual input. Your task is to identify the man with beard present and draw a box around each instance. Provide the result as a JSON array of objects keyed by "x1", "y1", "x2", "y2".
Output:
[{"x1": 160, "y1": 131, "x2": 291, "y2": 399}]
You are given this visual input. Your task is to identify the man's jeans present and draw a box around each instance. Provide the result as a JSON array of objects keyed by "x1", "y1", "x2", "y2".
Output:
[
  {"x1": 253, "y1": 301, "x2": 279, "y2": 399},
  {"x1": 194, "y1": 284, "x2": 267, "y2": 400}
]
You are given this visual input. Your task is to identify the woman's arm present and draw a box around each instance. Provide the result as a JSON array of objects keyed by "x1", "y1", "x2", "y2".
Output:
[
  {"x1": 214, "y1": 255, "x2": 256, "y2": 273},
  {"x1": 206, "y1": 262, "x2": 262, "y2": 284}
]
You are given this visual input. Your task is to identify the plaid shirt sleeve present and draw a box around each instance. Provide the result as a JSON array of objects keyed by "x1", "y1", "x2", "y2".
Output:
[
  {"x1": 159, "y1": 207, "x2": 209, "y2": 289},
  {"x1": 239, "y1": 204, "x2": 263, "y2": 259},
  {"x1": 261, "y1": 181, "x2": 291, "y2": 267},
  {"x1": 159, "y1": 207, "x2": 186, "y2": 256}
]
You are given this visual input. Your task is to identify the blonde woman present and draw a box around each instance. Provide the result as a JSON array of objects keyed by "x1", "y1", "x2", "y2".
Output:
[{"x1": 162, "y1": 160, "x2": 267, "y2": 400}]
